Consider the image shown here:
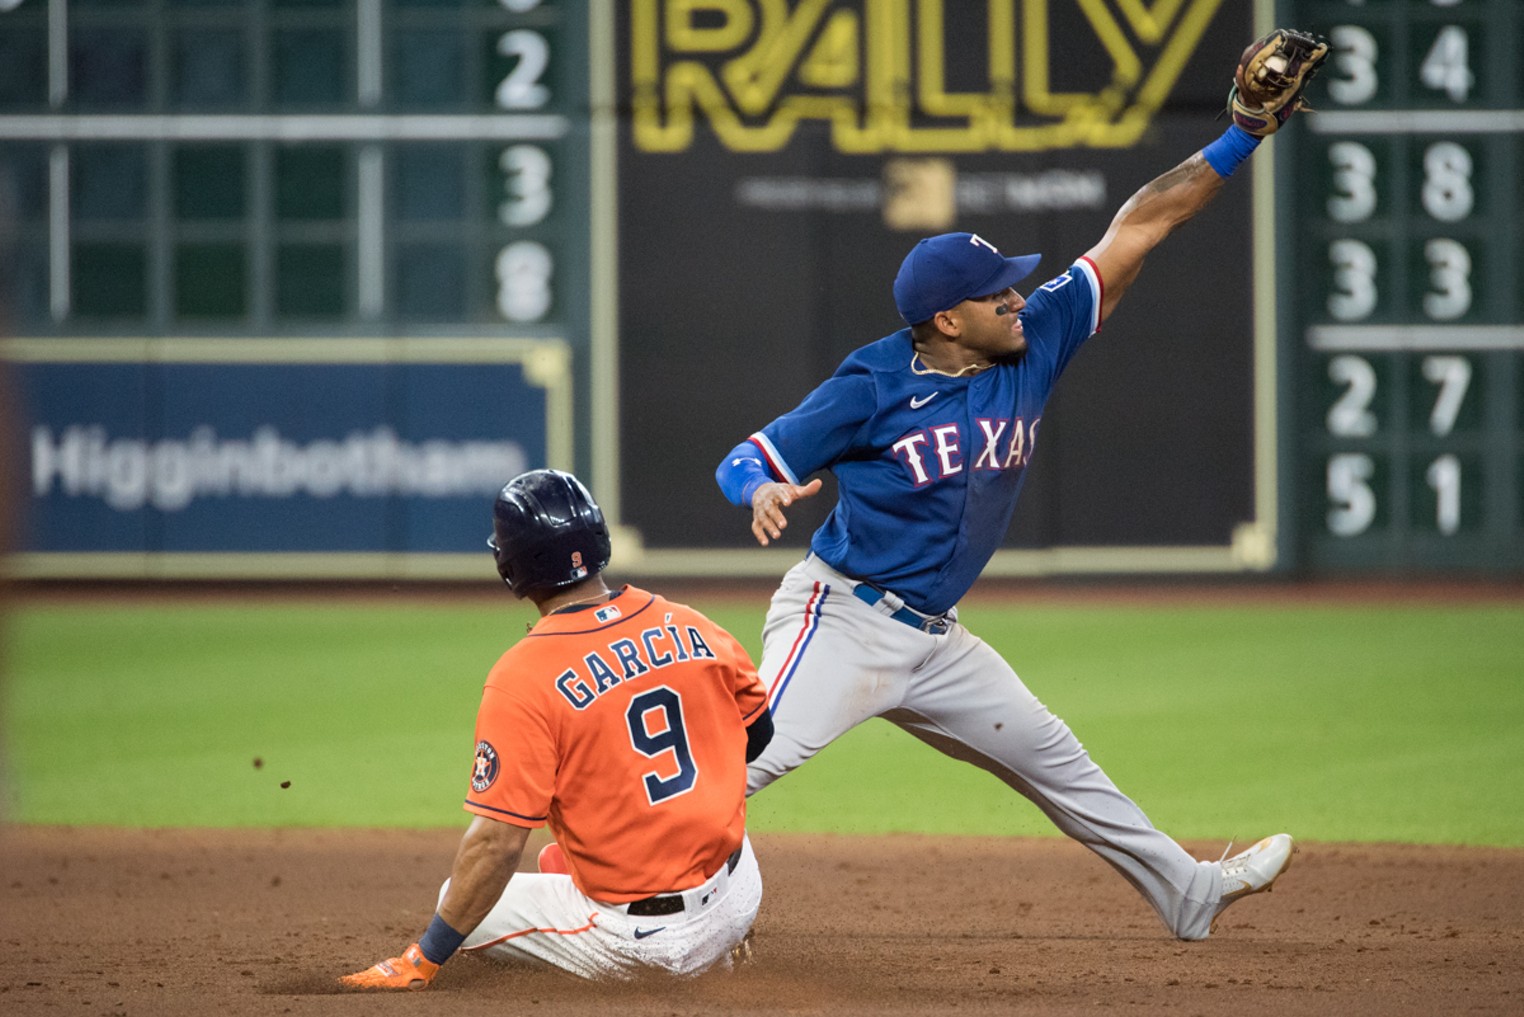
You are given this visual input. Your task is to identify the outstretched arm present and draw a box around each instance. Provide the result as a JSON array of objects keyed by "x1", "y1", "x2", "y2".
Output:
[
  {"x1": 1082, "y1": 150, "x2": 1229, "y2": 324},
  {"x1": 1083, "y1": 28, "x2": 1329, "y2": 324}
]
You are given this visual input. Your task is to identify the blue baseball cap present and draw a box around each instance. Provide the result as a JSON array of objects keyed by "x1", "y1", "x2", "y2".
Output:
[{"x1": 892, "y1": 232, "x2": 1041, "y2": 325}]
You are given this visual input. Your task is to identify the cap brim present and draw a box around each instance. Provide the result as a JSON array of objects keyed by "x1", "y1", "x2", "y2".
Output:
[{"x1": 974, "y1": 253, "x2": 1042, "y2": 297}]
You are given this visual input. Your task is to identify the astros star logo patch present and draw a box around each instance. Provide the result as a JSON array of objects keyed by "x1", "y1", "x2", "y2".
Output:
[{"x1": 472, "y1": 740, "x2": 500, "y2": 793}]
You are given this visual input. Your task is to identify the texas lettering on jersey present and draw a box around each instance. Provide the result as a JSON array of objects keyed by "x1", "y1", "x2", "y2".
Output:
[
  {"x1": 891, "y1": 416, "x2": 1039, "y2": 486},
  {"x1": 716, "y1": 259, "x2": 1101, "y2": 615}
]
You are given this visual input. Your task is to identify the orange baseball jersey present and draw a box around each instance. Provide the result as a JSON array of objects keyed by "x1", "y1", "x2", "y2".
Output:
[{"x1": 464, "y1": 585, "x2": 768, "y2": 902}]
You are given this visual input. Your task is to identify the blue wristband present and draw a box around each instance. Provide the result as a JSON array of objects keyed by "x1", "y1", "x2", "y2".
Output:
[
  {"x1": 418, "y1": 914, "x2": 466, "y2": 965},
  {"x1": 1201, "y1": 125, "x2": 1261, "y2": 179}
]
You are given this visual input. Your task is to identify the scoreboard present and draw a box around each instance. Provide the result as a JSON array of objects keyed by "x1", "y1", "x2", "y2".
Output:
[
  {"x1": 0, "y1": 0, "x2": 603, "y2": 578},
  {"x1": 0, "y1": 0, "x2": 593, "y2": 338},
  {"x1": 1281, "y1": 0, "x2": 1524, "y2": 571}
]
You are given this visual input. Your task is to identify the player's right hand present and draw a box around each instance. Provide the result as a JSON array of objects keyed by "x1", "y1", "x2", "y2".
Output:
[
  {"x1": 339, "y1": 943, "x2": 440, "y2": 991},
  {"x1": 750, "y1": 479, "x2": 823, "y2": 546}
]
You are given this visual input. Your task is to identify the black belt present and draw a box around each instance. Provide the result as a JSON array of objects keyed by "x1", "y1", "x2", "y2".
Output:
[{"x1": 625, "y1": 845, "x2": 743, "y2": 917}]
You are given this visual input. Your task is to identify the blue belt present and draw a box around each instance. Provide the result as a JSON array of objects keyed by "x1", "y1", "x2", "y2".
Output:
[{"x1": 851, "y1": 583, "x2": 953, "y2": 635}]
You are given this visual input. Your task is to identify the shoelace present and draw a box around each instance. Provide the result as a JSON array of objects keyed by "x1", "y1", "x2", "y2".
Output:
[{"x1": 1218, "y1": 839, "x2": 1258, "y2": 882}]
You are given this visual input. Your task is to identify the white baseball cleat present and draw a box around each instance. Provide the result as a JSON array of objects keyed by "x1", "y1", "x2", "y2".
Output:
[{"x1": 1217, "y1": 833, "x2": 1296, "y2": 909}]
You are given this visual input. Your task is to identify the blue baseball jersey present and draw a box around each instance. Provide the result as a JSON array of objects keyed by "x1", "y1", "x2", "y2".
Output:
[{"x1": 717, "y1": 258, "x2": 1103, "y2": 616}]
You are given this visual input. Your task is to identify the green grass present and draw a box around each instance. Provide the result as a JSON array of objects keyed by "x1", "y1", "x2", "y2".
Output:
[{"x1": 3, "y1": 598, "x2": 1521, "y2": 846}]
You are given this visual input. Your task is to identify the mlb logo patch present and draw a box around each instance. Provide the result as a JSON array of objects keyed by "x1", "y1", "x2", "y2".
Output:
[{"x1": 595, "y1": 604, "x2": 622, "y2": 623}]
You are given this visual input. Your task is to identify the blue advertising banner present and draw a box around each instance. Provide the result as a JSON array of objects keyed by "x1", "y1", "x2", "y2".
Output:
[{"x1": 5, "y1": 339, "x2": 573, "y2": 578}]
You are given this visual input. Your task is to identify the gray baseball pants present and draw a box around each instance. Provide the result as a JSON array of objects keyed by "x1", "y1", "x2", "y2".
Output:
[{"x1": 746, "y1": 555, "x2": 1224, "y2": 940}]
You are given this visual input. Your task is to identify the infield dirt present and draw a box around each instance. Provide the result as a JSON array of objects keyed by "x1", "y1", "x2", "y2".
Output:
[{"x1": 3, "y1": 827, "x2": 1521, "y2": 1017}]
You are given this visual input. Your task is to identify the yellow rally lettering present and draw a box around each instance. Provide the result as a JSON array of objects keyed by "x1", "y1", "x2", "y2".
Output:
[{"x1": 632, "y1": 0, "x2": 1225, "y2": 154}]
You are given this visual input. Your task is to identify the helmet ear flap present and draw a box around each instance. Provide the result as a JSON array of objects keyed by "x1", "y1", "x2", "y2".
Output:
[{"x1": 485, "y1": 535, "x2": 514, "y2": 589}]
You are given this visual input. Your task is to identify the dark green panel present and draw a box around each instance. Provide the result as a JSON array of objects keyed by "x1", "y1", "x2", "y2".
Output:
[
  {"x1": 73, "y1": 244, "x2": 148, "y2": 317},
  {"x1": 394, "y1": 145, "x2": 464, "y2": 220},
  {"x1": 70, "y1": 29, "x2": 149, "y2": 108},
  {"x1": 0, "y1": 145, "x2": 49, "y2": 226},
  {"x1": 1519, "y1": 454, "x2": 1524, "y2": 529},
  {"x1": 273, "y1": 30, "x2": 348, "y2": 104},
  {"x1": 276, "y1": 146, "x2": 346, "y2": 220},
  {"x1": 1282, "y1": 0, "x2": 1523, "y2": 572},
  {"x1": 0, "y1": 27, "x2": 48, "y2": 109},
  {"x1": 1, "y1": 245, "x2": 50, "y2": 325},
  {"x1": 74, "y1": 145, "x2": 149, "y2": 221},
  {"x1": 175, "y1": 243, "x2": 247, "y2": 318},
  {"x1": 174, "y1": 146, "x2": 246, "y2": 219},
  {"x1": 395, "y1": 243, "x2": 466, "y2": 320},
  {"x1": 277, "y1": 244, "x2": 346, "y2": 318},
  {"x1": 172, "y1": 29, "x2": 247, "y2": 108},
  {"x1": 1519, "y1": 360, "x2": 1524, "y2": 433},
  {"x1": 393, "y1": 32, "x2": 467, "y2": 106}
]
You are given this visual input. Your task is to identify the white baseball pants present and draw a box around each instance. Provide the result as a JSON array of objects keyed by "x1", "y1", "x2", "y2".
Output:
[
  {"x1": 446, "y1": 835, "x2": 762, "y2": 979},
  {"x1": 747, "y1": 556, "x2": 1224, "y2": 940}
]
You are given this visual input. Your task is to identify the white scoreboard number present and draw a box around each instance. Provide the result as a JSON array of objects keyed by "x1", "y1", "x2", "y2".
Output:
[{"x1": 494, "y1": 1, "x2": 557, "y2": 324}]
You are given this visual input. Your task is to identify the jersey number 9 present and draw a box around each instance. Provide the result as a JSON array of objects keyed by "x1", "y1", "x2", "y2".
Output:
[{"x1": 626, "y1": 687, "x2": 698, "y2": 804}]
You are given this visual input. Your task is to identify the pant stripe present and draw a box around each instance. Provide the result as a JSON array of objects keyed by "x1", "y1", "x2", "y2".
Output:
[
  {"x1": 767, "y1": 581, "x2": 828, "y2": 713},
  {"x1": 461, "y1": 913, "x2": 600, "y2": 952}
]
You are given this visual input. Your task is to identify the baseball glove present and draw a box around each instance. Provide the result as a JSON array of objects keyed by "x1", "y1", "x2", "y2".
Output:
[{"x1": 1227, "y1": 29, "x2": 1331, "y2": 137}]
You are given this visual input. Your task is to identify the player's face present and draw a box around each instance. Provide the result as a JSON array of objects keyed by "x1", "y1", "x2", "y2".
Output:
[{"x1": 957, "y1": 286, "x2": 1028, "y2": 358}]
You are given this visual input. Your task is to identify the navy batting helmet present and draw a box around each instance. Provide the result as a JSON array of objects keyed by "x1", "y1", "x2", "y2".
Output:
[{"x1": 488, "y1": 469, "x2": 612, "y2": 597}]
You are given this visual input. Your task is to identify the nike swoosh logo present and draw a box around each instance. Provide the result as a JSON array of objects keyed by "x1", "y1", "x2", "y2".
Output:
[
  {"x1": 633, "y1": 926, "x2": 665, "y2": 939},
  {"x1": 910, "y1": 392, "x2": 939, "y2": 409}
]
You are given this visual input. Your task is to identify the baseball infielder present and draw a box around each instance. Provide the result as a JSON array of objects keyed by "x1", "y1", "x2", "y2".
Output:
[
  {"x1": 342, "y1": 470, "x2": 772, "y2": 988},
  {"x1": 715, "y1": 31, "x2": 1328, "y2": 941}
]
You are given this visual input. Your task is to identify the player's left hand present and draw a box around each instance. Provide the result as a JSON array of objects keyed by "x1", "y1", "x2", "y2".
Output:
[
  {"x1": 339, "y1": 943, "x2": 440, "y2": 991},
  {"x1": 1227, "y1": 28, "x2": 1330, "y2": 137}
]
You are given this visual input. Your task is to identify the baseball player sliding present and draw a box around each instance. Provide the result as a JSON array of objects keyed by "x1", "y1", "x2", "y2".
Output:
[
  {"x1": 342, "y1": 470, "x2": 772, "y2": 988},
  {"x1": 715, "y1": 31, "x2": 1329, "y2": 941}
]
